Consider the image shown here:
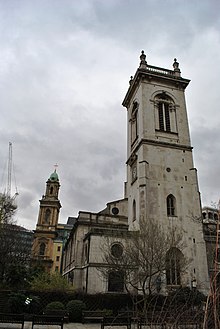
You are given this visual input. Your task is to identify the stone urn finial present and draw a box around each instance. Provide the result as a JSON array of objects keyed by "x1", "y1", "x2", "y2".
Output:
[
  {"x1": 139, "y1": 50, "x2": 147, "y2": 68},
  {"x1": 173, "y1": 58, "x2": 181, "y2": 77}
]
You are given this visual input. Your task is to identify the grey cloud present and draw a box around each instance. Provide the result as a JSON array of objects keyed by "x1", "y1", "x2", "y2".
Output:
[{"x1": 0, "y1": 0, "x2": 219, "y2": 229}]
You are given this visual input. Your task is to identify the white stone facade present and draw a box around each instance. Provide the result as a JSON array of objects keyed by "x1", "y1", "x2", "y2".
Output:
[
  {"x1": 62, "y1": 198, "x2": 128, "y2": 293},
  {"x1": 62, "y1": 52, "x2": 210, "y2": 295}
]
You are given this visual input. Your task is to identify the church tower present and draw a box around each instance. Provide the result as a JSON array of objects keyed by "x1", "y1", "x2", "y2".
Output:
[
  {"x1": 32, "y1": 169, "x2": 62, "y2": 272},
  {"x1": 122, "y1": 51, "x2": 209, "y2": 293}
]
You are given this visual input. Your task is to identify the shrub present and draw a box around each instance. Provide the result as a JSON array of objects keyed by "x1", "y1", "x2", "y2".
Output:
[
  {"x1": 46, "y1": 301, "x2": 65, "y2": 310},
  {"x1": 7, "y1": 292, "x2": 26, "y2": 314},
  {"x1": 28, "y1": 295, "x2": 41, "y2": 314},
  {"x1": 29, "y1": 272, "x2": 73, "y2": 292},
  {"x1": 66, "y1": 300, "x2": 86, "y2": 322}
]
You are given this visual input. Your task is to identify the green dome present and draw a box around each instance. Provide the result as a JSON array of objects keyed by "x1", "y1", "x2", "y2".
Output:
[{"x1": 49, "y1": 170, "x2": 59, "y2": 181}]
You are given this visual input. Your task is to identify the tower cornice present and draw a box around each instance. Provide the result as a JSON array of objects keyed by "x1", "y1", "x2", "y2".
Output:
[
  {"x1": 126, "y1": 138, "x2": 193, "y2": 164},
  {"x1": 122, "y1": 66, "x2": 190, "y2": 108}
]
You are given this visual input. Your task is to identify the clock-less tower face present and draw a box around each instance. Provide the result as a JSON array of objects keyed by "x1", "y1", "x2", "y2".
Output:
[
  {"x1": 123, "y1": 52, "x2": 191, "y2": 229},
  {"x1": 122, "y1": 52, "x2": 209, "y2": 294}
]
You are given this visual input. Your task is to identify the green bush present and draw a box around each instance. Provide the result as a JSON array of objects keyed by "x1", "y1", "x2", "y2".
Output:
[
  {"x1": 46, "y1": 301, "x2": 65, "y2": 310},
  {"x1": 7, "y1": 292, "x2": 26, "y2": 314},
  {"x1": 29, "y1": 272, "x2": 73, "y2": 292},
  {"x1": 28, "y1": 295, "x2": 41, "y2": 314},
  {"x1": 66, "y1": 300, "x2": 86, "y2": 322}
]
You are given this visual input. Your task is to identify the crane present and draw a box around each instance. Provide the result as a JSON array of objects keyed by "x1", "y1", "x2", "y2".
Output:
[{"x1": 6, "y1": 142, "x2": 18, "y2": 199}]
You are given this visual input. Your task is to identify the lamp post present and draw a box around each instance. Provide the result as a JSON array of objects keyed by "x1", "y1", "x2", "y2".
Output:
[{"x1": 191, "y1": 277, "x2": 197, "y2": 290}]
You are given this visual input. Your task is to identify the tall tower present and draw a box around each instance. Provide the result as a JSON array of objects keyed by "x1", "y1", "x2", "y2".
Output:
[
  {"x1": 122, "y1": 51, "x2": 209, "y2": 293},
  {"x1": 32, "y1": 169, "x2": 62, "y2": 272}
]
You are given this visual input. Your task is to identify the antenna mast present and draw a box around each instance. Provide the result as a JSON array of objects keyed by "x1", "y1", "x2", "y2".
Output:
[
  {"x1": 6, "y1": 142, "x2": 18, "y2": 198},
  {"x1": 7, "y1": 142, "x2": 12, "y2": 197}
]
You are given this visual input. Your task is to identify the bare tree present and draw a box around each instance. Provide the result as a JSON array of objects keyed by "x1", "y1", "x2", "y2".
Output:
[
  {"x1": 0, "y1": 193, "x2": 32, "y2": 287},
  {"x1": 0, "y1": 192, "x2": 17, "y2": 224},
  {"x1": 100, "y1": 218, "x2": 187, "y2": 313}
]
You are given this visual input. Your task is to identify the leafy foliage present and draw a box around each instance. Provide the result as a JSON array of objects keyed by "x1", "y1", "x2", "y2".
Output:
[
  {"x1": 4, "y1": 264, "x2": 29, "y2": 289},
  {"x1": 66, "y1": 300, "x2": 86, "y2": 322},
  {"x1": 7, "y1": 292, "x2": 26, "y2": 314},
  {"x1": 29, "y1": 272, "x2": 74, "y2": 292}
]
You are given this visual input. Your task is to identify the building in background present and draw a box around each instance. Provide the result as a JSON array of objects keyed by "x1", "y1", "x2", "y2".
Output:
[
  {"x1": 0, "y1": 223, "x2": 33, "y2": 284},
  {"x1": 202, "y1": 206, "x2": 219, "y2": 283},
  {"x1": 31, "y1": 170, "x2": 73, "y2": 272}
]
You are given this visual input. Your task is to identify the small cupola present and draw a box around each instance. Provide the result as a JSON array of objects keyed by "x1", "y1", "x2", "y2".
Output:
[{"x1": 49, "y1": 169, "x2": 59, "y2": 182}]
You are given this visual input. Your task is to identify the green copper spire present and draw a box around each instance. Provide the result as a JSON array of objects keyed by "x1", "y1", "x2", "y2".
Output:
[{"x1": 49, "y1": 169, "x2": 59, "y2": 182}]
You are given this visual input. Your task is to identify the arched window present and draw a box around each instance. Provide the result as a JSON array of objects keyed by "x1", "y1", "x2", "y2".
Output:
[
  {"x1": 208, "y1": 212, "x2": 213, "y2": 219},
  {"x1": 39, "y1": 242, "x2": 46, "y2": 256},
  {"x1": 44, "y1": 209, "x2": 51, "y2": 223},
  {"x1": 131, "y1": 101, "x2": 138, "y2": 144},
  {"x1": 166, "y1": 248, "x2": 183, "y2": 285},
  {"x1": 108, "y1": 271, "x2": 124, "y2": 292},
  {"x1": 202, "y1": 212, "x2": 206, "y2": 219},
  {"x1": 132, "y1": 200, "x2": 136, "y2": 221},
  {"x1": 155, "y1": 93, "x2": 177, "y2": 133},
  {"x1": 50, "y1": 186, "x2": 53, "y2": 194},
  {"x1": 167, "y1": 194, "x2": 176, "y2": 216}
]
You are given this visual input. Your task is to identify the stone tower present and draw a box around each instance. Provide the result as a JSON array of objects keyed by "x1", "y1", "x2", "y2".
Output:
[
  {"x1": 32, "y1": 169, "x2": 62, "y2": 272},
  {"x1": 122, "y1": 51, "x2": 209, "y2": 293}
]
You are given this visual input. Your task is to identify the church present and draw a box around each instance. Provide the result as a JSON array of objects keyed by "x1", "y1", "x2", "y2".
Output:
[
  {"x1": 61, "y1": 51, "x2": 210, "y2": 295},
  {"x1": 32, "y1": 51, "x2": 210, "y2": 295},
  {"x1": 31, "y1": 170, "x2": 73, "y2": 273}
]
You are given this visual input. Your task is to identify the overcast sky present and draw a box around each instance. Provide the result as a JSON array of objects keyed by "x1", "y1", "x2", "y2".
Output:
[{"x1": 0, "y1": 0, "x2": 220, "y2": 230}]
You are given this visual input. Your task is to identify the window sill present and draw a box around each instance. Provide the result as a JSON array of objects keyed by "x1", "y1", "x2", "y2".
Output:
[
  {"x1": 166, "y1": 284, "x2": 181, "y2": 291},
  {"x1": 106, "y1": 291, "x2": 125, "y2": 294},
  {"x1": 155, "y1": 129, "x2": 178, "y2": 135}
]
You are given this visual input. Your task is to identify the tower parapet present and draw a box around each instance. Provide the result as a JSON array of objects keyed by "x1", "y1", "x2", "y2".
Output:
[{"x1": 123, "y1": 50, "x2": 189, "y2": 108}]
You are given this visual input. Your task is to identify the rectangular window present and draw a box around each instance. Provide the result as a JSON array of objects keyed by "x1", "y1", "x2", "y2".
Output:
[
  {"x1": 131, "y1": 102, "x2": 139, "y2": 145},
  {"x1": 167, "y1": 195, "x2": 175, "y2": 216},
  {"x1": 164, "y1": 104, "x2": 171, "y2": 132},
  {"x1": 158, "y1": 102, "x2": 172, "y2": 132},
  {"x1": 56, "y1": 256, "x2": 60, "y2": 262},
  {"x1": 158, "y1": 103, "x2": 164, "y2": 131},
  {"x1": 57, "y1": 246, "x2": 61, "y2": 252}
]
